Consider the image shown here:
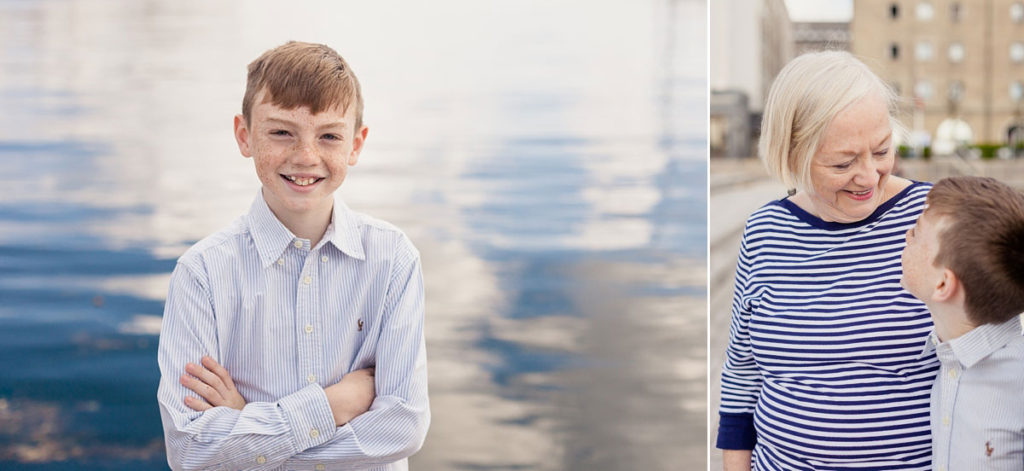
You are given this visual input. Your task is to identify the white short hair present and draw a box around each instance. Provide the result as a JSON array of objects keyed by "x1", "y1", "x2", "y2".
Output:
[{"x1": 759, "y1": 50, "x2": 905, "y2": 191}]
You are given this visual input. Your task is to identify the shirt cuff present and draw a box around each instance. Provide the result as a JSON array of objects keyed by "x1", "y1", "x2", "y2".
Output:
[
  {"x1": 716, "y1": 412, "x2": 756, "y2": 450},
  {"x1": 278, "y1": 383, "x2": 337, "y2": 452}
]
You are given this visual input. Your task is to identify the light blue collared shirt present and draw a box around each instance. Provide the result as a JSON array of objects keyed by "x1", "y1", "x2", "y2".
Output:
[
  {"x1": 924, "y1": 315, "x2": 1024, "y2": 471},
  {"x1": 157, "y1": 190, "x2": 429, "y2": 471}
]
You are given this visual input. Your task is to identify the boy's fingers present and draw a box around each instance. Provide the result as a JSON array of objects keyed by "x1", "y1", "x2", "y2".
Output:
[
  {"x1": 186, "y1": 362, "x2": 227, "y2": 395},
  {"x1": 180, "y1": 374, "x2": 223, "y2": 404},
  {"x1": 202, "y1": 356, "x2": 237, "y2": 390},
  {"x1": 184, "y1": 395, "x2": 212, "y2": 412}
]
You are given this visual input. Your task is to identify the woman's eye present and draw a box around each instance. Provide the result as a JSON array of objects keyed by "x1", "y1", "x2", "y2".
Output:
[
  {"x1": 874, "y1": 148, "x2": 889, "y2": 157},
  {"x1": 834, "y1": 163, "x2": 852, "y2": 170}
]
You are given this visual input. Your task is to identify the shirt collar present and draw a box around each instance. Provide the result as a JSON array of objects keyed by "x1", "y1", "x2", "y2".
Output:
[
  {"x1": 943, "y1": 315, "x2": 1023, "y2": 368},
  {"x1": 918, "y1": 330, "x2": 939, "y2": 359},
  {"x1": 325, "y1": 197, "x2": 365, "y2": 261},
  {"x1": 246, "y1": 189, "x2": 366, "y2": 268}
]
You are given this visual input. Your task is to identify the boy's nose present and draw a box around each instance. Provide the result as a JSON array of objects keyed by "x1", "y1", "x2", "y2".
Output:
[{"x1": 292, "y1": 141, "x2": 319, "y2": 164}]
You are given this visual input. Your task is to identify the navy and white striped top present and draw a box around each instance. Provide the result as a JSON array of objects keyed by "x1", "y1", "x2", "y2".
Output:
[
  {"x1": 717, "y1": 182, "x2": 940, "y2": 470},
  {"x1": 157, "y1": 190, "x2": 429, "y2": 471}
]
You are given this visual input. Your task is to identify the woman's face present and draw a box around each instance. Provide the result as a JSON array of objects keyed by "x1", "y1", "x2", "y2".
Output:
[{"x1": 805, "y1": 93, "x2": 895, "y2": 223}]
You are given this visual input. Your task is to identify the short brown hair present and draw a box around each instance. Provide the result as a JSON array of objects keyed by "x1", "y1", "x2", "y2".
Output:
[
  {"x1": 242, "y1": 41, "x2": 363, "y2": 131},
  {"x1": 926, "y1": 176, "x2": 1024, "y2": 325}
]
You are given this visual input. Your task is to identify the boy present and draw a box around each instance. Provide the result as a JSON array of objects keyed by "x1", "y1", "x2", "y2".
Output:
[
  {"x1": 157, "y1": 41, "x2": 429, "y2": 471},
  {"x1": 900, "y1": 176, "x2": 1024, "y2": 470}
]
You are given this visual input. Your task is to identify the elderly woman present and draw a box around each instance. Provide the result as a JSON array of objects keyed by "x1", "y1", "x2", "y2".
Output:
[{"x1": 716, "y1": 51, "x2": 939, "y2": 470}]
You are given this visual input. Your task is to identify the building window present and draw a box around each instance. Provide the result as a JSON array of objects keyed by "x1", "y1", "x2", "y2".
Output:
[
  {"x1": 951, "y1": 3, "x2": 962, "y2": 22},
  {"x1": 948, "y1": 81, "x2": 965, "y2": 103},
  {"x1": 1011, "y1": 81, "x2": 1024, "y2": 101},
  {"x1": 890, "y1": 43, "x2": 901, "y2": 59},
  {"x1": 1012, "y1": 42, "x2": 1024, "y2": 63},
  {"x1": 915, "y1": 80, "x2": 934, "y2": 100},
  {"x1": 891, "y1": 3, "x2": 900, "y2": 19},
  {"x1": 948, "y1": 42, "x2": 965, "y2": 63},
  {"x1": 917, "y1": 1, "x2": 934, "y2": 21},
  {"x1": 916, "y1": 41, "x2": 934, "y2": 61}
]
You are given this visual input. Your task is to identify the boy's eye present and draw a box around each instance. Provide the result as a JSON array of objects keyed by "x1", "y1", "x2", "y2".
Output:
[
  {"x1": 321, "y1": 134, "x2": 341, "y2": 141},
  {"x1": 270, "y1": 130, "x2": 291, "y2": 137}
]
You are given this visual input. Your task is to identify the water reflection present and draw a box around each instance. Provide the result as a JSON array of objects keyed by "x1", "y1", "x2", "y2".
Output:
[{"x1": 0, "y1": 0, "x2": 706, "y2": 469}]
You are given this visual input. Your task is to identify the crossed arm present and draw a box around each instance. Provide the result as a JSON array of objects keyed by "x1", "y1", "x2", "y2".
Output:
[
  {"x1": 179, "y1": 356, "x2": 376, "y2": 427},
  {"x1": 158, "y1": 255, "x2": 430, "y2": 471}
]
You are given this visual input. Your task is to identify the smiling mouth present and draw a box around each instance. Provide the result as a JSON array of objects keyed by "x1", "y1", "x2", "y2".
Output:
[
  {"x1": 846, "y1": 188, "x2": 874, "y2": 200},
  {"x1": 282, "y1": 175, "x2": 324, "y2": 187}
]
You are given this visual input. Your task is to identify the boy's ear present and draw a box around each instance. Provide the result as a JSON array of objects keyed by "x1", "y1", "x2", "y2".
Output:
[
  {"x1": 234, "y1": 115, "x2": 252, "y2": 158},
  {"x1": 932, "y1": 268, "x2": 960, "y2": 303},
  {"x1": 348, "y1": 125, "x2": 369, "y2": 166}
]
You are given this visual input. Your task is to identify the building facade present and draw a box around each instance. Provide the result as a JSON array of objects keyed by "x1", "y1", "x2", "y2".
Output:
[
  {"x1": 710, "y1": 0, "x2": 793, "y2": 157},
  {"x1": 852, "y1": 0, "x2": 1024, "y2": 145}
]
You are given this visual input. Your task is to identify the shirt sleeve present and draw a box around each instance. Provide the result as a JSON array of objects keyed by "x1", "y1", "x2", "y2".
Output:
[
  {"x1": 284, "y1": 240, "x2": 430, "y2": 468},
  {"x1": 716, "y1": 228, "x2": 762, "y2": 450},
  {"x1": 157, "y1": 260, "x2": 338, "y2": 471}
]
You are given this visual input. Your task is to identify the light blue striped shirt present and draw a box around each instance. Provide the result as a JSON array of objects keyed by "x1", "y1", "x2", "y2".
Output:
[
  {"x1": 925, "y1": 315, "x2": 1024, "y2": 471},
  {"x1": 157, "y1": 190, "x2": 429, "y2": 471}
]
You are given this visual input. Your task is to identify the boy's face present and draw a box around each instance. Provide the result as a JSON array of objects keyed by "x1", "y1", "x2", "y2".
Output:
[
  {"x1": 900, "y1": 207, "x2": 947, "y2": 302},
  {"x1": 234, "y1": 90, "x2": 367, "y2": 222}
]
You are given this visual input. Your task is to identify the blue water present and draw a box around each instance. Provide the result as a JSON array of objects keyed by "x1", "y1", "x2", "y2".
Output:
[{"x1": 0, "y1": 1, "x2": 707, "y2": 469}]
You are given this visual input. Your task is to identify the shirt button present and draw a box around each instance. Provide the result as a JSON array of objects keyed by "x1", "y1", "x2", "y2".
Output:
[
  {"x1": 304, "y1": 276, "x2": 312, "y2": 285},
  {"x1": 308, "y1": 374, "x2": 316, "y2": 383},
  {"x1": 942, "y1": 415, "x2": 950, "y2": 426},
  {"x1": 256, "y1": 455, "x2": 267, "y2": 464},
  {"x1": 310, "y1": 428, "x2": 320, "y2": 438},
  {"x1": 321, "y1": 255, "x2": 328, "y2": 263},
  {"x1": 948, "y1": 369, "x2": 958, "y2": 379},
  {"x1": 277, "y1": 258, "x2": 284, "y2": 266},
  {"x1": 315, "y1": 464, "x2": 325, "y2": 471},
  {"x1": 294, "y1": 240, "x2": 303, "y2": 248},
  {"x1": 305, "y1": 324, "x2": 314, "y2": 334}
]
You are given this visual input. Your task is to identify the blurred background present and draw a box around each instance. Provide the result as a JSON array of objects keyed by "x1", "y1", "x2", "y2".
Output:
[
  {"x1": 0, "y1": 0, "x2": 707, "y2": 469},
  {"x1": 710, "y1": 0, "x2": 1024, "y2": 468}
]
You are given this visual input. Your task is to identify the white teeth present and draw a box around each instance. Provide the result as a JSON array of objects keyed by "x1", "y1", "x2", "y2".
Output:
[{"x1": 285, "y1": 175, "x2": 319, "y2": 186}]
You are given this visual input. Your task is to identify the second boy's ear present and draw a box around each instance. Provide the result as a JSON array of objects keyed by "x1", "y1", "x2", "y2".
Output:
[
  {"x1": 932, "y1": 268, "x2": 960, "y2": 303},
  {"x1": 348, "y1": 125, "x2": 369, "y2": 166},
  {"x1": 234, "y1": 115, "x2": 252, "y2": 158}
]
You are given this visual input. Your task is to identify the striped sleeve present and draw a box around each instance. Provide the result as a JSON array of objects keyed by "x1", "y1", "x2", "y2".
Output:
[
  {"x1": 285, "y1": 239, "x2": 430, "y2": 468},
  {"x1": 717, "y1": 214, "x2": 764, "y2": 450},
  {"x1": 157, "y1": 260, "x2": 337, "y2": 471}
]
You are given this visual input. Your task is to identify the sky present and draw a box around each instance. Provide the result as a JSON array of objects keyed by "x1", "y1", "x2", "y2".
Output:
[{"x1": 784, "y1": 0, "x2": 852, "y2": 21}]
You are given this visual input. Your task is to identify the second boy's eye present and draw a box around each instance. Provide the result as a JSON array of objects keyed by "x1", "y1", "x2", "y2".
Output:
[
  {"x1": 270, "y1": 130, "x2": 291, "y2": 137},
  {"x1": 321, "y1": 134, "x2": 342, "y2": 141}
]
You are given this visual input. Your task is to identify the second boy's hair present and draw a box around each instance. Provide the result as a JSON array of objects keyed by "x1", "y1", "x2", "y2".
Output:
[
  {"x1": 242, "y1": 41, "x2": 364, "y2": 131},
  {"x1": 760, "y1": 50, "x2": 904, "y2": 191},
  {"x1": 926, "y1": 176, "x2": 1024, "y2": 325}
]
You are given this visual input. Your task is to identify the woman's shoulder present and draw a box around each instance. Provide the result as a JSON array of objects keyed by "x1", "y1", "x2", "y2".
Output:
[{"x1": 885, "y1": 176, "x2": 931, "y2": 213}]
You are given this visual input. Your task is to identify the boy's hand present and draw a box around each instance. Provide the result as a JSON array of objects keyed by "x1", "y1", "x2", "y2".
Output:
[
  {"x1": 324, "y1": 367, "x2": 376, "y2": 426},
  {"x1": 180, "y1": 356, "x2": 247, "y2": 411}
]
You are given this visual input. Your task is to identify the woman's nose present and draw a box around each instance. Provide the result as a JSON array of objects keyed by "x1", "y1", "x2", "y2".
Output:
[{"x1": 853, "y1": 156, "x2": 880, "y2": 186}]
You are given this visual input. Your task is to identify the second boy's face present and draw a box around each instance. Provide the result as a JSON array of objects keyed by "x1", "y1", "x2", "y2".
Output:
[
  {"x1": 900, "y1": 208, "x2": 946, "y2": 302},
  {"x1": 234, "y1": 91, "x2": 367, "y2": 223}
]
